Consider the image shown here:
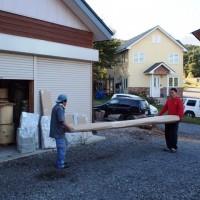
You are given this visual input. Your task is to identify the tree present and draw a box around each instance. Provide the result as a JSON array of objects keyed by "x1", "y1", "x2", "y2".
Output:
[
  {"x1": 93, "y1": 38, "x2": 122, "y2": 80},
  {"x1": 192, "y1": 48, "x2": 200, "y2": 77},
  {"x1": 184, "y1": 45, "x2": 200, "y2": 77}
]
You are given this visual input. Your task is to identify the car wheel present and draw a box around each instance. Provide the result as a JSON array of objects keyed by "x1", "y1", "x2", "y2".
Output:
[
  {"x1": 119, "y1": 114, "x2": 124, "y2": 120},
  {"x1": 184, "y1": 111, "x2": 195, "y2": 118},
  {"x1": 126, "y1": 115, "x2": 135, "y2": 120}
]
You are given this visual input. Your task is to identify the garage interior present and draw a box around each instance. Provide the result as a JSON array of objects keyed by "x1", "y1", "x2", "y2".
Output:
[{"x1": 0, "y1": 80, "x2": 33, "y2": 146}]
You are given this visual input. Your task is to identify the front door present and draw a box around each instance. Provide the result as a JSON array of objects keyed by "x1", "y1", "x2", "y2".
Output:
[{"x1": 152, "y1": 75, "x2": 160, "y2": 97}]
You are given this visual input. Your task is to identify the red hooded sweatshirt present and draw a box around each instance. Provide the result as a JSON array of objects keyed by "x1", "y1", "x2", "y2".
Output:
[{"x1": 159, "y1": 97, "x2": 184, "y2": 120}]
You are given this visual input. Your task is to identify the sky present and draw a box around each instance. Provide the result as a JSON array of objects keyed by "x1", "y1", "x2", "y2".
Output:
[{"x1": 86, "y1": 0, "x2": 200, "y2": 45}]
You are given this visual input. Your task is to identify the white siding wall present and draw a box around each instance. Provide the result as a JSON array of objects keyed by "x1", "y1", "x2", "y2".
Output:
[
  {"x1": 36, "y1": 56, "x2": 92, "y2": 122},
  {"x1": 0, "y1": 52, "x2": 34, "y2": 80},
  {"x1": 0, "y1": 0, "x2": 89, "y2": 31}
]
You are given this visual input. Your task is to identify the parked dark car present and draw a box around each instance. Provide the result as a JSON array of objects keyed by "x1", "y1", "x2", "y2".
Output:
[{"x1": 94, "y1": 97, "x2": 151, "y2": 120}]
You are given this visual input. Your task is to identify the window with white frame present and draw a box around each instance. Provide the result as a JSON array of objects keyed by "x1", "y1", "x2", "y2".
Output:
[
  {"x1": 133, "y1": 52, "x2": 144, "y2": 63},
  {"x1": 152, "y1": 35, "x2": 161, "y2": 43},
  {"x1": 169, "y1": 53, "x2": 179, "y2": 64},
  {"x1": 169, "y1": 77, "x2": 179, "y2": 87}
]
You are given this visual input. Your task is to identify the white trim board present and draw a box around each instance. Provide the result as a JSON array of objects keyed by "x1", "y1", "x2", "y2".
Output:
[{"x1": 0, "y1": 33, "x2": 99, "y2": 62}]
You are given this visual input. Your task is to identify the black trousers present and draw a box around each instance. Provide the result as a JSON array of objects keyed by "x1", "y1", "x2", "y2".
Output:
[{"x1": 164, "y1": 122, "x2": 179, "y2": 149}]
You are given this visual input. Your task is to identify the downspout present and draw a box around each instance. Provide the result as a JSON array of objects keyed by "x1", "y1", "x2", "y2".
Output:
[
  {"x1": 150, "y1": 74, "x2": 154, "y2": 97},
  {"x1": 33, "y1": 55, "x2": 37, "y2": 113},
  {"x1": 92, "y1": 62, "x2": 95, "y2": 123},
  {"x1": 166, "y1": 74, "x2": 169, "y2": 96}
]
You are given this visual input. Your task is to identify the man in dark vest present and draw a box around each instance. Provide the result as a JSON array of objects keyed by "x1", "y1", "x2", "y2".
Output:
[{"x1": 50, "y1": 94, "x2": 74, "y2": 169}]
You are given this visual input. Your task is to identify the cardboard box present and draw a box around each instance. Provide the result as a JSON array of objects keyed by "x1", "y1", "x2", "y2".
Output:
[
  {"x1": 0, "y1": 104, "x2": 14, "y2": 124},
  {"x1": 0, "y1": 88, "x2": 8, "y2": 99},
  {"x1": 0, "y1": 123, "x2": 15, "y2": 144}
]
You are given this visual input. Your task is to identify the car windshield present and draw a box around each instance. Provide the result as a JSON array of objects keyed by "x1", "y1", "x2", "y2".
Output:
[
  {"x1": 145, "y1": 100, "x2": 150, "y2": 108},
  {"x1": 182, "y1": 98, "x2": 186, "y2": 104},
  {"x1": 140, "y1": 100, "x2": 148, "y2": 109},
  {"x1": 107, "y1": 99, "x2": 119, "y2": 106}
]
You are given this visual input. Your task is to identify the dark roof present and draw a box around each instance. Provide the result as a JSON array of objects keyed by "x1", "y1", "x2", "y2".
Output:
[
  {"x1": 144, "y1": 62, "x2": 175, "y2": 74},
  {"x1": 116, "y1": 26, "x2": 156, "y2": 53},
  {"x1": 81, "y1": 0, "x2": 114, "y2": 36},
  {"x1": 116, "y1": 25, "x2": 187, "y2": 53},
  {"x1": 192, "y1": 29, "x2": 200, "y2": 41},
  {"x1": 176, "y1": 40, "x2": 188, "y2": 50},
  {"x1": 64, "y1": 0, "x2": 114, "y2": 41}
]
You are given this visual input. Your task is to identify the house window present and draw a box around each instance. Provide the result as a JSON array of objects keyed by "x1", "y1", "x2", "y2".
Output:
[
  {"x1": 169, "y1": 53, "x2": 179, "y2": 64},
  {"x1": 121, "y1": 54, "x2": 126, "y2": 63},
  {"x1": 152, "y1": 35, "x2": 161, "y2": 43},
  {"x1": 123, "y1": 78, "x2": 128, "y2": 89},
  {"x1": 169, "y1": 77, "x2": 179, "y2": 87},
  {"x1": 154, "y1": 78, "x2": 156, "y2": 87},
  {"x1": 133, "y1": 52, "x2": 144, "y2": 63}
]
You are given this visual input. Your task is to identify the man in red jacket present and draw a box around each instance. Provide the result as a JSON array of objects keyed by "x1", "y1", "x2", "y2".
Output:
[{"x1": 159, "y1": 88, "x2": 184, "y2": 153}]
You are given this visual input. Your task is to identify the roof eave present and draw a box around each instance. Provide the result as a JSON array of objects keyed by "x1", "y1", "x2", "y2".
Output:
[
  {"x1": 119, "y1": 25, "x2": 188, "y2": 52},
  {"x1": 156, "y1": 26, "x2": 188, "y2": 52},
  {"x1": 144, "y1": 62, "x2": 175, "y2": 74},
  {"x1": 64, "y1": 0, "x2": 114, "y2": 42},
  {"x1": 145, "y1": 70, "x2": 175, "y2": 75},
  {"x1": 192, "y1": 29, "x2": 200, "y2": 41},
  {"x1": 116, "y1": 47, "x2": 131, "y2": 54}
]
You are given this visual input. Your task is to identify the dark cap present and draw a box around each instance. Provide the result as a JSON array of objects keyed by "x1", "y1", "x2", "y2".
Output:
[{"x1": 56, "y1": 94, "x2": 67, "y2": 103}]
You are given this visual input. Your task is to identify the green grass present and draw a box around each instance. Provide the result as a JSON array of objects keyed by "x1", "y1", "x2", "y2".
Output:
[
  {"x1": 93, "y1": 97, "x2": 110, "y2": 106},
  {"x1": 182, "y1": 116, "x2": 200, "y2": 125},
  {"x1": 183, "y1": 82, "x2": 200, "y2": 89}
]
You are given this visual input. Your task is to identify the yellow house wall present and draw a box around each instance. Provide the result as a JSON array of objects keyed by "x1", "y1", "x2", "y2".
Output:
[{"x1": 128, "y1": 29, "x2": 183, "y2": 88}]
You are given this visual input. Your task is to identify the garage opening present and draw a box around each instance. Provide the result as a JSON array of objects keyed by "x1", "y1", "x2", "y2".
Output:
[{"x1": 0, "y1": 80, "x2": 33, "y2": 146}]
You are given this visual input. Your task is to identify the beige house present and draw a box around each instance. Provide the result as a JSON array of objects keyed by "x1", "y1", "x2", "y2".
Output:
[{"x1": 107, "y1": 25, "x2": 187, "y2": 98}]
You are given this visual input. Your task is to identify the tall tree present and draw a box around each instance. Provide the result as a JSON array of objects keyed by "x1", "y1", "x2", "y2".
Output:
[
  {"x1": 183, "y1": 45, "x2": 200, "y2": 77},
  {"x1": 93, "y1": 38, "x2": 122, "y2": 80},
  {"x1": 192, "y1": 48, "x2": 200, "y2": 77}
]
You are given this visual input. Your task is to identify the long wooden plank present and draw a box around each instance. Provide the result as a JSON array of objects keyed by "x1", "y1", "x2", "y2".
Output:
[{"x1": 70, "y1": 115, "x2": 179, "y2": 132}]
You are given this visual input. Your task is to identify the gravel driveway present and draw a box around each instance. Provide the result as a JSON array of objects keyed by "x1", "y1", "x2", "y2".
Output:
[{"x1": 0, "y1": 123, "x2": 200, "y2": 200}]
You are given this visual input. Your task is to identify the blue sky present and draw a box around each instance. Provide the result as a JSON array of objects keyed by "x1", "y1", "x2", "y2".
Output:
[{"x1": 86, "y1": 0, "x2": 200, "y2": 44}]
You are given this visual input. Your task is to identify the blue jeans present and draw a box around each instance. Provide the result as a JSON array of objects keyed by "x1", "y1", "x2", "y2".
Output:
[{"x1": 55, "y1": 137, "x2": 68, "y2": 169}]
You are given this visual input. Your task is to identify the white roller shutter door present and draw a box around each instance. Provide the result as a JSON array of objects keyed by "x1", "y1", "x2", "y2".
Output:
[
  {"x1": 36, "y1": 56, "x2": 92, "y2": 122},
  {"x1": 0, "y1": 52, "x2": 34, "y2": 80}
]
